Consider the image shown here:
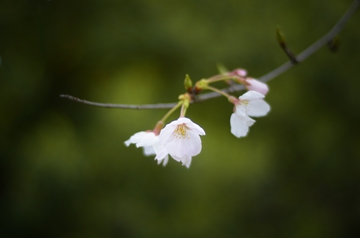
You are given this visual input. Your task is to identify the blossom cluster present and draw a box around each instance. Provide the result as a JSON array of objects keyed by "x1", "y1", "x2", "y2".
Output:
[{"x1": 125, "y1": 68, "x2": 270, "y2": 168}]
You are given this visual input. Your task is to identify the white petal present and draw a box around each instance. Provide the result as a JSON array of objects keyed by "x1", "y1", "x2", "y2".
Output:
[
  {"x1": 246, "y1": 99, "x2": 270, "y2": 117},
  {"x1": 165, "y1": 131, "x2": 202, "y2": 158},
  {"x1": 181, "y1": 156, "x2": 192, "y2": 168},
  {"x1": 174, "y1": 117, "x2": 191, "y2": 124},
  {"x1": 230, "y1": 113, "x2": 254, "y2": 138},
  {"x1": 164, "y1": 118, "x2": 183, "y2": 128},
  {"x1": 124, "y1": 131, "x2": 148, "y2": 147},
  {"x1": 157, "y1": 155, "x2": 169, "y2": 166},
  {"x1": 235, "y1": 105, "x2": 247, "y2": 117},
  {"x1": 187, "y1": 122, "x2": 206, "y2": 135},
  {"x1": 186, "y1": 130, "x2": 202, "y2": 155},
  {"x1": 143, "y1": 145, "x2": 155, "y2": 156},
  {"x1": 155, "y1": 147, "x2": 170, "y2": 161},
  {"x1": 153, "y1": 138, "x2": 165, "y2": 154},
  {"x1": 172, "y1": 155, "x2": 192, "y2": 168},
  {"x1": 239, "y1": 90, "x2": 264, "y2": 101},
  {"x1": 136, "y1": 132, "x2": 157, "y2": 147},
  {"x1": 166, "y1": 139, "x2": 184, "y2": 158},
  {"x1": 162, "y1": 155, "x2": 169, "y2": 166},
  {"x1": 174, "y1": 117, "x2": 205, "y2": 135},
  {"x1": 158, "y1": 123, "x2": 176, "y2": 144},
  {"x1": 124, "y1": 139, "x2": 131, "y2": 147}
]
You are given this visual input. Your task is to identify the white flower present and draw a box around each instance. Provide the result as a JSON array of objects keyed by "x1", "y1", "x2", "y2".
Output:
[
  {"x1": 230, "y1": 90, "x2": 270, "y2": 138},
  {"x1": 245, "y1": 78, "x2": 269, "y2": 95},
  {"x1": 124, "y1": 131, "x2": 169, "y2": 166},
  {"x1": 155, "y1": 117, "x2": 205, "y2": 168},
  {"x1": 238, "y1": 90, "x2": 271, "y2": 117}
]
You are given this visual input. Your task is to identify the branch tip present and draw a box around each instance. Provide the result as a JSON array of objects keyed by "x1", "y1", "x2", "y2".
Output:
[{"x1": 59, "y1": 0, "x2": 360, "y2": 109}]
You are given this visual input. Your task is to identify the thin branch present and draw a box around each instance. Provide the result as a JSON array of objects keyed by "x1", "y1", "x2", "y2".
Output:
[
  {"x1": 260, "y1": 0, "x2": 360, "y2": 83},
  {"x1": 59, "y1": 94, "x2": 177, "y2": 109},
  {"x1": 276, "y1": 27, "x2": 299, "y2": 64},
  {"x1": 60, "y1": 0, "x2": 360, "y2": 109}
]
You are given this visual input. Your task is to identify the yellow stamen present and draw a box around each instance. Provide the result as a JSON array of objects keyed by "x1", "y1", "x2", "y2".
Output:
[{"x1": 174, "y1": 124, "x2": 190, "y2": 139}]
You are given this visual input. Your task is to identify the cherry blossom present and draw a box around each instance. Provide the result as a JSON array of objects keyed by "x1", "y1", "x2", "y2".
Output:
[
  {"x1": 230, "y1": 90, "x2": 270, "y2": 138},
  {"x1": 155, "y1": 117, "x2": 205, "y2": 168}
]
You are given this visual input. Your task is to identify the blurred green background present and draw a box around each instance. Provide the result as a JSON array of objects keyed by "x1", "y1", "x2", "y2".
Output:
[{"x1": 1, "y1": 0, "x2": 360, "y2": 237}]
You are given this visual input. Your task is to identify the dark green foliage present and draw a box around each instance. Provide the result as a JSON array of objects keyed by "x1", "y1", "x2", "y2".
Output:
[{"x1": 1, "y1": 0, "x2": 359, "y2": 237}]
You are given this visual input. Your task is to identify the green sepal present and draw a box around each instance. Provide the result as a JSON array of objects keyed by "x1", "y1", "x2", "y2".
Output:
[
  {"x1": 184, "y1": 74, "x2": 193, "y2": 90},
  {"x1": 196, "y1": 79, "x2": 209, "y2": 90},
  {"x1": 216, "y1": 63, "x2": 229, "y2": 75}
]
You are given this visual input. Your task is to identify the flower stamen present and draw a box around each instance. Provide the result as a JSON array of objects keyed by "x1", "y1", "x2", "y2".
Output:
[{"x1": 174, "y1": 124, "x2": 190, "y2": 139}]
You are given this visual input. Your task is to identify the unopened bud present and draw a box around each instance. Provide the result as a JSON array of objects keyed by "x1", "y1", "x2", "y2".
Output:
[
  {"x1": 245, "y1": 78, "x2": 269, "y2": 95},
  {"x1": 328, "y1": 35, "x2": 340, "y2": 53},
  {"x1": 276, "y1": 27, "x2": 286, "y2": 47},
  {"x1": 195, "y1": 79, "x2": 208, "y2": 91},
  {"x1": 230, "y1": 68, "x2": 247, "y2": 78}
]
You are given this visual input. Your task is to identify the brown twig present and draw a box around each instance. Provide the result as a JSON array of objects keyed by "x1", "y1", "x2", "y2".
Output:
[{"x1": 59, "y1": 94, "x2": 178, "y2": 109}]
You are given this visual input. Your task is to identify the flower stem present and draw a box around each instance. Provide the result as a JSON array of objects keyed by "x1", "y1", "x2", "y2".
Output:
[
  {"x1": 160, "y1": 101, "x2": 182, "y2": 123},
  {"x1": 205, "y1": 85, "x2": 233, "y2": 100},
  {"x1": 180, "y1": 103, "x2": 187, "y2": 117},
  {"x1": 206, "y1": 75, "x2": 238, "y2": 84}
]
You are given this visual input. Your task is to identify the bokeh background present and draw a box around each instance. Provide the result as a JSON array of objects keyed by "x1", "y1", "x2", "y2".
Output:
[{"x1": 1, "y1": 0, "x2": 360, "y2": 237}]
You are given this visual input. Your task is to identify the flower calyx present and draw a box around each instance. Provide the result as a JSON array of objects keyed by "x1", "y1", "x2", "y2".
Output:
[{"x1": 195, "y1": 79, "x2": 209, "y2": 91}]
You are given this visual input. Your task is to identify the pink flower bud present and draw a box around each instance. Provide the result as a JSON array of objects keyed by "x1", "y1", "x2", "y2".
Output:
[
  {"x1": 229, "y1": 68, "x2": 247, "y2": 77},
  {"x1": 245, "y1": 78, "x2": 269, "y2": 95}
]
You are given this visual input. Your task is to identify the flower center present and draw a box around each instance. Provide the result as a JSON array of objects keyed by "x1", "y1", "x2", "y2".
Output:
[
  {"x1": 241, "y1": 100, "x2": 249, "y2": 106},
  {"x1": 174, "y1": 124, "x2": 190, "y2": 139}
]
